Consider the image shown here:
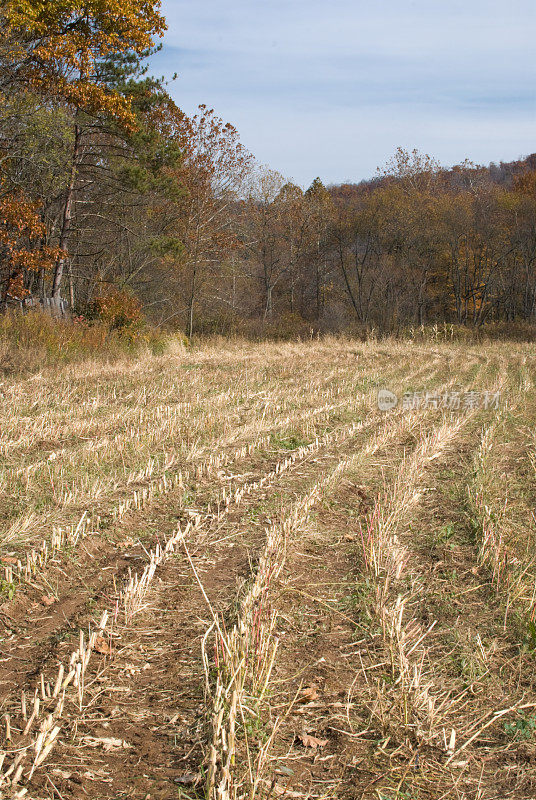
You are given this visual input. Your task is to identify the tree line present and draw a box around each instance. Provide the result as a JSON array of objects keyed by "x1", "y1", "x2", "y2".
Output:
[{"x1": 1, "y1": 0, "x2": 536, "y2": 337}]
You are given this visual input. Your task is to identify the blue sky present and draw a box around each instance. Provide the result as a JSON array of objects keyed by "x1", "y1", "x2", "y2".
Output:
[{"x1": 151, "y1": 0, "x2": 536, "y2": 187}]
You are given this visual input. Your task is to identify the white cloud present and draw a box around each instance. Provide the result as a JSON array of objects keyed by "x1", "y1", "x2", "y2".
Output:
[{"x1": 155, "y1": 0, "x2": 536, "y2": 184}]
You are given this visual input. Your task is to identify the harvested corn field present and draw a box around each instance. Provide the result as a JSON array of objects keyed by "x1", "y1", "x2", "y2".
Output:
[{"x1": 1, "y1": 338, "x2": 536, "y2": 799}]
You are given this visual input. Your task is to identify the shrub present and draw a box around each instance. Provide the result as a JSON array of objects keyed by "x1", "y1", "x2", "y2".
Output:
[
  {"x1": 0, "y1": 309, "x2": 182, "y2": 375},
  {"x1": 90, "y1": 287, "x2": 143, "y2": 330}
]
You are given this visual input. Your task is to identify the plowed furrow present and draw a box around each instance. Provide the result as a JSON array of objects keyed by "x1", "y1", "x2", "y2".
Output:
[{"x1": 4, "y1": 381, "x2": 462, "y2": 798}]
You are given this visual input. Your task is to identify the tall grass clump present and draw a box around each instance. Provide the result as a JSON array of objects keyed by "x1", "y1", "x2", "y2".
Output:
[{"x1": 0, "y1": 310, "x2": 183, "y2": 375}]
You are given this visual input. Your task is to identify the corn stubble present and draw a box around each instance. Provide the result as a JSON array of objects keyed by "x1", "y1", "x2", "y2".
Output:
[{"x1": 0, "y1": 338, "x2": 535, "y2": 798}]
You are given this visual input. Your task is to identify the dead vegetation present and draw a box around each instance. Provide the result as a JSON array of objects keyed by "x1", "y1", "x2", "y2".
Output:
[{"x1": 0, "y1": 338, "x2": 535, "y2": 799}]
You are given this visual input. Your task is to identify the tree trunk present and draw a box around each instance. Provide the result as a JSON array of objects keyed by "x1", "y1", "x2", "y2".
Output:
[
  {"x1": 264, "y1": 284, "x2": 273, "y2": 319},
  {"x1": 66, "y1": 261, "x2": 75, "y2": 309},
  {"x1": 52, "y1": 121, "x2": 81, "y2": 300},
  {"x1": 187, "y1": 259, "x2": 198, "y2": 338},
  {"x1": 187, "y1": 296, "x2": 194, "y2": 338}
]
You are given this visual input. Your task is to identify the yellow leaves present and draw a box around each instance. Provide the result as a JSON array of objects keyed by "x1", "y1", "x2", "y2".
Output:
[
  {"x1": 7, "y1": 0, "x2": 166, "y2": 46},
  {"x1": 5, "y1": 0, "x2": 167, "y2": 127}
]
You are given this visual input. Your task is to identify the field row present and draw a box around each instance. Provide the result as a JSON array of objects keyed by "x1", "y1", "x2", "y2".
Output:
[{"x1": 1, "y1": 340, "x2": 535, "y2": 799}]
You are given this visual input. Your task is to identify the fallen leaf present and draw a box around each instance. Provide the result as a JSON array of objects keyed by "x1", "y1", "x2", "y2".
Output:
[
  {"x1": 265, "y1": 782, "x2": 303, "y2": 798},
  {"x1": 51, "y1": 768, "x2": 72, "y2": 779},
  {"x1": 299, "y1": 686, "x2": 319, "y2": 703},
  {"x1": 174, "y1": 773, "x2": 199, "y2": 786},
  {"x1": 93, "y1": 635, "x2": 111, "y2": 655},
  {"x1": 83, "y1": 736, "x2": 131, "y2": 751},
  {"x1": 297, "y1": 733, "x2": 328, "y2": 749},
  {"x1": 42, "y1": 595, "x2": 56, "y2": 606},
  {"x1": 275, "y1": 766, "x2": 294, "y2": 776}
]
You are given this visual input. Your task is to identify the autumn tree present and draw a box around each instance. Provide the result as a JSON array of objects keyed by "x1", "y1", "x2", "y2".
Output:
[
  {"x1": 62, "y1": 73, "x2": 185, "y2": 313},
  {"x1": 241, "y1": 167, "x2": 288, "y2": 320},
  {"x1": 330, "y1": 196, "x2": 386, "y2": 327},
  {"x1": 508, "y1": 171, "x2": 536, "y2": 319},
  {"x1": 272, "y1": 181, "x2": 307, "y2": 316},
  {"x1": 3, "y1": 7, "x2": 536, "y2": 346},
  {"x1": 0, "y1": 177, "x2": 60, "y2": 308},
  {"x1": 303, "y1": 178, "x2": 334, "y2": 320},
  {"x1": 162, "y1": 106, "x2": 252, "y2": 336},
  {"x1": 3, "y1": 0, "x2": 167, "y2": 302}
]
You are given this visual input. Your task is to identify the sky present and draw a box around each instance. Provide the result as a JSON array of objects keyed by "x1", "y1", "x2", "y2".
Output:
[{"x1": 151, "y1": 0, "x2": 536, "y2": 188}]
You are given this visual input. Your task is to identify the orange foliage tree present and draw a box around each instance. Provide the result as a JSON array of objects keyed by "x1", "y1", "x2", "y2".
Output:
[
  {"x1": 0, "y1": 176, "x2": 61, "y2": 307},
  {"x1": 169, "y1": 106, "x2": 253, "y2": 336},
  {"x1": 3, "y1": 0, "x2": 167, "y2": 301}
]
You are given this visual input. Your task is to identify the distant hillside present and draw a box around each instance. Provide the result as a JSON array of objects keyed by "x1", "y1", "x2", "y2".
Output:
[{"x1": 328, "y1": 152, "x2": 536, "y2": 204}]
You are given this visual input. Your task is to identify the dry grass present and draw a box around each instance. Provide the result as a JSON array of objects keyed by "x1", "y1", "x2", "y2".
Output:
[{"x1": 0, "y1": 338, "x2": 535, "y2": 799}]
